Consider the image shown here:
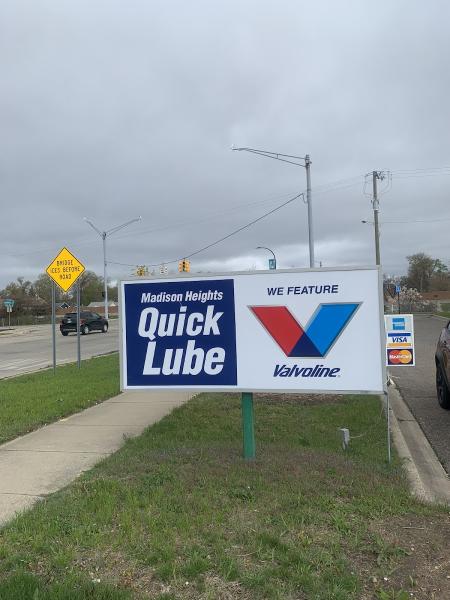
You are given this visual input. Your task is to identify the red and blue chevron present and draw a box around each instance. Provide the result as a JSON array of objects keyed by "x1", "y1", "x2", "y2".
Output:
[{"x1": 250, "y1": 303, "x2": 360, "y2": 358}]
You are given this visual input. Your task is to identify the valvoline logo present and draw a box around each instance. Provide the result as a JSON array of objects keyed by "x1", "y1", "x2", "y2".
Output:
[{"x1": 250, "y1": 303, "x2": 361, "y2": 358}]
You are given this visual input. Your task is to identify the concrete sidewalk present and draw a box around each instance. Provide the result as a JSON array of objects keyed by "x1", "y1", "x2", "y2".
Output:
[{"x1": 0, "y1": 391, "x2": 192, "y2": 526}]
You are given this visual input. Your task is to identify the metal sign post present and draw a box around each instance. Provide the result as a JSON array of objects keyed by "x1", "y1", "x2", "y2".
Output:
[
  {"x1": 46, "y1": 247, "x2": 86, "y2": 373},
  {"x1": 3, "y1": 299, "x2": 14, "y2": 328},
  {"x1": 76, "y1": 281, "x2": 81, "y2": 369},
  {"x1": 52, "y1": 282, "x2": 56, "y2": 374},
  {"x1": 395, "y1": 285, "x2": 401, "y2": 314},
  {"x1": 385, "y1": 390, "x2": 391, "y2": 463}
]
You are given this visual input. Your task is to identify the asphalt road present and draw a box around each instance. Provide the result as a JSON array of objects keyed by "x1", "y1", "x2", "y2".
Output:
[
  {"x1": 0, "y1": 320, "x2": 119, "y2": 378},
  {"x1": 390, "y1": 313, "x2": 450, "y2": 473}
]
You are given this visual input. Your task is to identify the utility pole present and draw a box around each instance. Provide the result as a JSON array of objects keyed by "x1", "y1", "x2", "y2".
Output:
[{"x1": 372, "y1": 171, "x2": 384, "y2": 266}]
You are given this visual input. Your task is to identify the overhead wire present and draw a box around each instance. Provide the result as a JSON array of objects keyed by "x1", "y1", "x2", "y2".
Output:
[
  {"x1": 5, "y1": 189, "x2": 299, "y2": 259},
  {"x1": 378, "y1": 216, "x2": 450, "y2": 224},
  {"x1": 4, "y1": 165, "x2": 450, "y2": 271},
  {"x1": 108, "y1": 192, "x2": 303, "y2": 268}
]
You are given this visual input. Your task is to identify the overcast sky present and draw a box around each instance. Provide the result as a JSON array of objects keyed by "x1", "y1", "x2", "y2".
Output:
[{"x1": 1, "y1": 0, "x2": 450, "y2": 289}]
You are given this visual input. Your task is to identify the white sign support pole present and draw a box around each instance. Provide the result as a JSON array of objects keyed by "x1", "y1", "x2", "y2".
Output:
[
  {"x1": 52, "y1": 282, "x2": 56, "y2": 374},
  {"x1": 385, "y1": 389, "x2": 391, "y2": 463}
]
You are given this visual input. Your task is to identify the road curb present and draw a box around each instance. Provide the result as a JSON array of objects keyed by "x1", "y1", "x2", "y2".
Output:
[
  {"x1": 388, "y1": 380, "x2": 450, "y2": 505},
  {"x1": 0, "y1": 328, "x2": 36, "y2": 337}
]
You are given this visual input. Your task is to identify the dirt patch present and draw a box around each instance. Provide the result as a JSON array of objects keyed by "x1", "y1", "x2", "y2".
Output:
[
  {"x1": 67, "y1": 551, "x2": 254, "y2": 600},
  {"x1": 357, "y1": 513, "x2": 450, "y2": 599}
]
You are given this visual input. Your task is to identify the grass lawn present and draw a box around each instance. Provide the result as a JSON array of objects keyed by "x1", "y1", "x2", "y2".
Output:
[
  {"x1": 0, "y1": 354, "x2": 119, "y2": 444},
  {"x1": 0, "y1": 392, "x2": 448, "y2": 599},
  {"x1": 435, "y1": 311, "x2": 450, "y2": 319}
]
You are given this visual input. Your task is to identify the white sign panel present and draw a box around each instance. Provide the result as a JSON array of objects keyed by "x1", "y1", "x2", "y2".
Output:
[
  {"x1": 120, "y1": 267, "x2": 385, "y2": 393},
  {"x1": 384, "y1": 314, "x2": 415, "y2": 366}
]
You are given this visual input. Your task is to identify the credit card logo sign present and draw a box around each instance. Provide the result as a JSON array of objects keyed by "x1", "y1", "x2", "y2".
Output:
[
  {"x1": 250, "y1": 303, "x2": 361, "y2": 358},
  {"x1": 392, "y1": 317, "x2": 406, "y2": 331},
  {"x1": 387, "y1": 348, "x2": 413, "y2": 365}
]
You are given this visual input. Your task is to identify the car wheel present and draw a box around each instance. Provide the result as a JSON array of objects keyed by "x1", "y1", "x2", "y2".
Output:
[
  {"x1": 81, "y1": 325, "x2": 89, "y2": 335},
  {"x1": 436, "y1": 365, "x2": 450, "y2": 409},
  {"x1": 61, "y1": 331, "x2": 69, "y2": 337},
  {"x1": 102, "y1": 323, "x2": 108, "y2": 333}
]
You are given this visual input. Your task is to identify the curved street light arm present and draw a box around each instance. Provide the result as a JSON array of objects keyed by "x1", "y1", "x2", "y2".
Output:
[
  {"x1": 83, "y1": 217, "x2": 103, "y2": 237},
  {"x1": 106, "y1": 216, "x2": 142, "y2": 236},
  {"x1": 232, "y1": 146, "x2": 306, "y2": 168},
  {"x1": 256, "y1": 246, "x2": 276, "y2": 261}
]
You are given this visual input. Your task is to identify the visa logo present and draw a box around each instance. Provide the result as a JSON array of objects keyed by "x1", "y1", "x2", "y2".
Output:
[{"x1": 388, "y1": 333, "x2": 411, "y2": 341}]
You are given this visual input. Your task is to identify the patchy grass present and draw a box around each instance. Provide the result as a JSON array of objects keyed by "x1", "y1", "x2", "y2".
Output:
[
  {"x1": 0, "y1": 393, "x2": 448, "y2": 599},
  {"x1": 0, "y1": 354, "x2": 119, "y2": 444}
]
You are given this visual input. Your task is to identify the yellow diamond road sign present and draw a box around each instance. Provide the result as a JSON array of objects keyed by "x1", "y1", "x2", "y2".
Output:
[{"x1": 46, "y1": 247, "x2": 85, "y2": 292}]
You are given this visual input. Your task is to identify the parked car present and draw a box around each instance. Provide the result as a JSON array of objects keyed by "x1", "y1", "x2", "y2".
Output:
[
  {"x1": 60, "y1": 312, "x2": 108, "y2": 336},
  {"x1": 435, "y1": 321, "x2": 450, "y2": 409}
]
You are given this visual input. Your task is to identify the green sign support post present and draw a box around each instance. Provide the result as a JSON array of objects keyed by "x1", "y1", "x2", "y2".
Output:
[{"x1": 241, "y1": 392, "x2": 255, "y2": 460}]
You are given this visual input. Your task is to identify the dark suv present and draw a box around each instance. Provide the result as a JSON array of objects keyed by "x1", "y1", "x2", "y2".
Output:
[
  {"x1": 435, "y1": 321, "x2": 450, "y2": 409},
  {"x1": 60, "y1": 312, "x2": 109, "y2": 336}
]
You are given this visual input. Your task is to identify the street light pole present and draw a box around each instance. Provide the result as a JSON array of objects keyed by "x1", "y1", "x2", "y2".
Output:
[
  {"x1": 256, "y1": 246, "x2": 277, "y2": 269},
  {"x1": 84, "y1": 216, "x2": 142, "y2": 319},
  {"x1": 102, "y1": 232, "x2": 107, "y2": 318},
  {"x1": 232, "y1": 146, "x2": 314, "y2": 267},
  {"x1": 305, "y1": 155, "x2": 314, "y2": 268},
  {"x1": 372, "y1": 171, "x2": 381, "y2": 266}
]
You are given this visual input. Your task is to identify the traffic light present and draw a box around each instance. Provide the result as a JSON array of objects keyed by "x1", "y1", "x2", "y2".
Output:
[
  {"x1": 136, "y1": 265, "x2": 148, "y2": 277},
  {"x1": 178, "y1": 259, "x2": 190, "y2": 273}
]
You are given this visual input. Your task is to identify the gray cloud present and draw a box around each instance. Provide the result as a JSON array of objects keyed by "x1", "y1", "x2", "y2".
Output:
[{"x1": 1, "y1": 0, "x2": 450, "y2": 288}]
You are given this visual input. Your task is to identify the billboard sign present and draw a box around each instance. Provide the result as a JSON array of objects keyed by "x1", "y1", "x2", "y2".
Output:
[
  {"x1": 120, "y1": 267, "x2": 385, "y2": 393},
  {"x1": 384, "y1": 314, "x2": 415, "y2": 366}
]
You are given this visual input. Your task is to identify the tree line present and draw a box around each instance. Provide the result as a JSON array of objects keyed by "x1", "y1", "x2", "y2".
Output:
[
  {"x1": 1, "y1": 252, "x2": 448, "y2": 317},
  {"x1": 388, "y1": 253, "x2": 450, "y2": 293},
  {"x1": 0, "y1": 272, "x2": 118, "y2": 316}
]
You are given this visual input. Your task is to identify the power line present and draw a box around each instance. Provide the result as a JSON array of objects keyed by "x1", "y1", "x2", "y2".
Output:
[
  {"x1": 390, "y1": 166, "x2": 450, "y2": 174},
  {"x1": 390, "y1": 166, "x2": 450, "y2": 179},
  {"x1": 108, "y1": 192, "x2": 303, "y2": 268},
  {"x1": 5, "y1": 189, "x2": 300, "y2": 259},
  {"x1": 109, "y1": 190, "x2": 299, "y2": 242},
  {"x1": 380, "y1": 216, "x2": 450, "y2": 224},
  {"x1": 3, "y1": 166, "x2": 450, "y2": 268}
]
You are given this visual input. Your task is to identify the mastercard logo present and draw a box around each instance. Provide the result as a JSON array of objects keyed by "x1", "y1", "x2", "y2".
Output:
[{"x1": 388, "y1": 349, "x2": 413, "y2": 365}]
